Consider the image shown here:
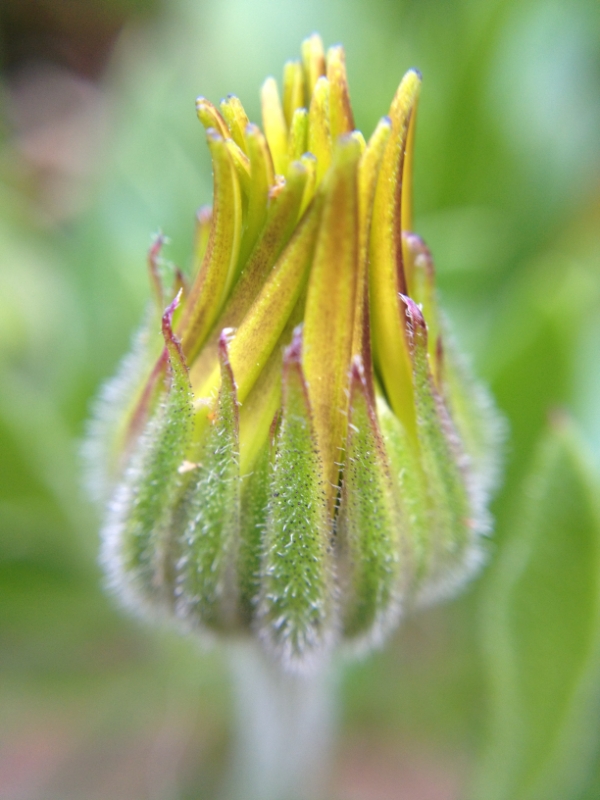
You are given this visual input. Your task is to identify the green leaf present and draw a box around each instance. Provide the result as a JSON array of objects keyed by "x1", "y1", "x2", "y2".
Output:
[{"x1": 472, "y1": 421, "x2": 600, "y2": 800}]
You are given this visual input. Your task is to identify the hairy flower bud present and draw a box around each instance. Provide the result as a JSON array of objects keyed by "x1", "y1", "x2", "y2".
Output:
[{"x1": 89, "y1": 34, "x2": 502, "y2": 672}]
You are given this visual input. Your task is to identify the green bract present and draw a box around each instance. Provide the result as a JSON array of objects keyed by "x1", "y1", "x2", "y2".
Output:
[{"x1": 91, "y1": 34, "x2": 502, "y2": 672}]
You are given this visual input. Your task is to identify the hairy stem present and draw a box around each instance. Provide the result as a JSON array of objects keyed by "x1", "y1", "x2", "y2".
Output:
[{"x1": 223, "y1": 642, "x2": 336, "y2": 800}]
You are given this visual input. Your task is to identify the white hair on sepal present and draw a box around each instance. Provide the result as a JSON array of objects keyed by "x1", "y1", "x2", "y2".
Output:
[
  {"x1": 81, "y1": 307, "x2": 161, "y2": 507},
  {"x1": 440, "y1": 320, "x2": 508, "y2": 505},
  {"x1": 409, "y1": 320, "x2": 506, "y2": 612},
  {"x1": 98, "y1": 399, "x2": 166, "y2": 618}
]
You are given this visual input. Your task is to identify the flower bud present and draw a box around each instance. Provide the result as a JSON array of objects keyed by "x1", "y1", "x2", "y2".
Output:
[{"x1": 90, "y1": 34, "x2": 502, "y2": 672}]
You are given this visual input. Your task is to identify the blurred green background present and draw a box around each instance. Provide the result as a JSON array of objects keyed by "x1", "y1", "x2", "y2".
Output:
[{"x1": 1, "y1": 0, "x2": 600, "y2": 798}]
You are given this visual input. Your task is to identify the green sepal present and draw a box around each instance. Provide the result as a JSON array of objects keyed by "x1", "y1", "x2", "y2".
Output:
[
  {"x1": 337, "y1": 358, "x2": 402, "y2": 644},
  {"x1": 377, "y1": 391, "x2": 428, "y2": 586},
  {"x1": 402, "y1": 233, "x2": 440, "y2": 374},
  {"x1": 238, "y1": 436, "x2": 272, "y2": 626},
  {"x1": 176, "y1": 333, "x2": 241, "y2": 631},
  {"x1": 402, "y1": 295, "x2": 475, "y2": 604},
  {"x1": 442, "y1": 331, "x2": 505, "y2": 505},
  {"x1": 110, "y1": 293, "x2": 194, "y2": 609},
  {"x1": 259, "y1": 329, "x2": 334, "y2": 671}
]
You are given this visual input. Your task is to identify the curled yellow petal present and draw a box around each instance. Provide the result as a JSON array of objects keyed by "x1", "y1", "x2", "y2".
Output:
[
  {"x1": 369, "y1": 69, "x2": 421, "y2": 443},
  {"x1": 180, "y1": 130, "x2": 242, "y2": 363},
  {"x1": 352, "y1": 116, "x2": 391, "y2": 374},
  {"x1": 220, "y1": 94, "x2": 250, "y2": 154},
  {"x1": 237, "y1": 123, "x2": 274, "y2": 271},
  {"x1": 193, "y1": 196, "x2": 323, "y2": 410}
]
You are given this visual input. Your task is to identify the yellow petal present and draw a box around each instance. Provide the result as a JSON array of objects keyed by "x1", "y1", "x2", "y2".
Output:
[
  {"x1": 179, "y1": 130, "x2": 242, "y2": 364},
  {"x1": 191, "y1": 205, "x2": 212, "y2": 279},
  {"x1": 301, "y1": 33, "x2": 326, "y2": 98},
  {"x1": 369, "y1": 69, "x2": 421, "y2": 443},
  {"x1": 326, "y1": 45, "x2": 355, "y2": 140},
  {"x1": 401, "y1": 89, "x2": 419, "y2": 237},
  {"x1": 188, "y1": 161, "x2": 309, "y2": 392},
  {"x1": 299, "y1": 152, "x2": 317, "y2": 216},
  {"x1": 261, "y1": 77, "x2": 288, "y2": 176},
  {"x1": 237, "y1": 123, "x2": 274, "y2": 271},
  {"x1": 220, "y1": 94, "x2": 250, "y2": 154},
  {"x1": 195, "y1": 96, "x2": 229, "y2": 137},
  {"x1": 303, "y1": 134, "x2": 362, "y2": 506},
  {"x1": 287, "y1": 107, "x2": 309, "y2": 163},
  {"x1": 238, "y1": 290, "x2": 304, "y2": 475},
  {"x1": 193, "y1": 195, "x2": 323, "y2": 411},
  {"x1": 352, "y1": 117, "x2": 391, "y2": 374},
  {"x1": 224, "y1": 138, "x2": 251, "y2": 197},
  {"x1": 283, "y1": 60, "x2": 305, "y2": 127},
  {"x1": 308, "y1": 76, "x2": 332, "y2": 185},
  {"x1": 195, "y1": 97, "x2": 252, "y2": 195}
]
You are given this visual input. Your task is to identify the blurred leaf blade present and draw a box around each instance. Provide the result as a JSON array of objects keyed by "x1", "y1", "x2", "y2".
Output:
[{"x1": 473, "y1": 420, "x2": 600, "y2": 800}]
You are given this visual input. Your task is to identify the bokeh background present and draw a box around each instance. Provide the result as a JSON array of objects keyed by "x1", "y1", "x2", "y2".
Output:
[{"x1": 1, "y1": 0, "x2": 600, "y2": 798}]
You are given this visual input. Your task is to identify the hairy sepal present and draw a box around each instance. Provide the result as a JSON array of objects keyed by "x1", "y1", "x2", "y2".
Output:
[
  {"x1": 337, "y1": 359, "x2": 403, "y2": 648},
  {"x1": 102, "y1": 296, "x2": 194, "y2": 614},
  {"x1": 259, "y1": 332, "x2": 335, "y2": 672},
  {"x1": 403, "y1": 296, "x2": 479, "y2": 606},
  {"x1": 176, "y1": 335, "x2": 241, "y2": 631}
]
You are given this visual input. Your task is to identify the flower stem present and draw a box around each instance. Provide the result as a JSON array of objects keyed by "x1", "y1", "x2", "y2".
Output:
[{"x1": 223, "y1": 642, "x2": 336, "y2": 800}]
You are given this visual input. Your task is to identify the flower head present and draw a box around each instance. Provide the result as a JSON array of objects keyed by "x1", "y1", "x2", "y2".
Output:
[{"x1": 90, "y1": 34, "x2": 502, "y2": 672}]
